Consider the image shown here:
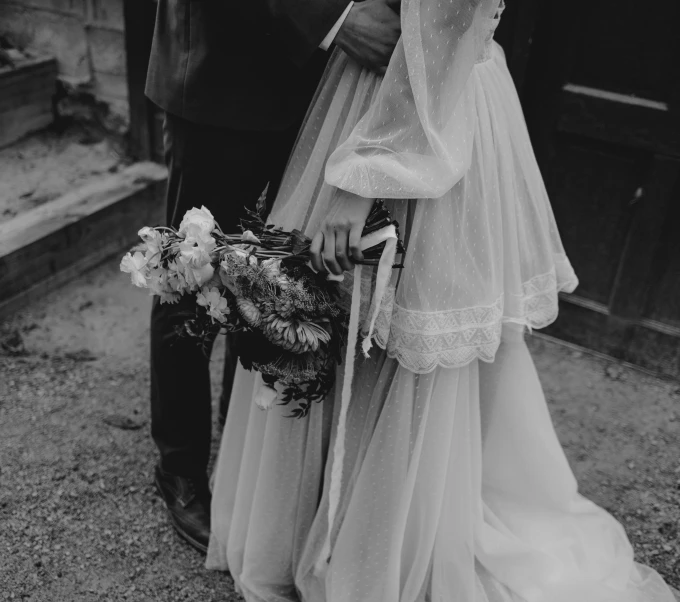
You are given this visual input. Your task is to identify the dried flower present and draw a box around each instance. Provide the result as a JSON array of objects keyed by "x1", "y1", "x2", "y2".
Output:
[{"x1": 236, "y1": 297, "x2": 262, "y2": 327}]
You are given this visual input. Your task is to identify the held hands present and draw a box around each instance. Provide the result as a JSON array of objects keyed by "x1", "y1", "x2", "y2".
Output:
[
  {"x1": 310, "y1": 190, "x2": 376, "y2": 276},
  {"x1": 335, "y1": 0, "x2": 401, "y2": 74}
]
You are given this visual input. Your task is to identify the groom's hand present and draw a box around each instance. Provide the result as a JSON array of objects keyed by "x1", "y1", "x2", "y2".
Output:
[{"x1": 335, "y1": 0, "x2": 401, "y2": 74}]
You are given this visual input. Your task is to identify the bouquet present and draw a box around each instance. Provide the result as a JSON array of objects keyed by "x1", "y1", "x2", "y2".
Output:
[{"x1": 121, "y1": 203, "x2": 404, "y2": 417}]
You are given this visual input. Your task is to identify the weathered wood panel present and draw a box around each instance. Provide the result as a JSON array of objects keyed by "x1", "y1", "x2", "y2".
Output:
[{"x1": 0, "y1": 57, "x2": 57, "y2": 148}]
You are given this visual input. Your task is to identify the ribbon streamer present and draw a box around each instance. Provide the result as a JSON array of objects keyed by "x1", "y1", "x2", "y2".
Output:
[{"x1": 317, "y1": 223, "x2": 399, "y2": 571}]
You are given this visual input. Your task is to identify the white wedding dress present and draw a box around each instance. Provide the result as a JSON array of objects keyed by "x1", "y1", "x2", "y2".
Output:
[{"x1": 206, "y1": 1, "x2": 676, "y2": 601}]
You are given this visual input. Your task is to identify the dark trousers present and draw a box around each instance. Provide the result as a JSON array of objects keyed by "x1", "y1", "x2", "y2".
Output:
[{"x1": 150, "y1": 112, "x2": 301, "y2": 477}]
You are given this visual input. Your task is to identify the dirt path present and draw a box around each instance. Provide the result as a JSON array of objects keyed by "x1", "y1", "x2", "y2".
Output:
[{"x1": 1, "y1": 258, "x2": 678, "y2": 600}]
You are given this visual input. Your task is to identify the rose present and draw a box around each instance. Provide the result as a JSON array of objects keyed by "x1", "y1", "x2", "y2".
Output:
[
  {"x1": 168, "y1": 259, "x2": 213, "y2": 292},
  {"x1": 197, "y1": 286, "x2": 230, "y2": 323},
  {"x1": 120, "y1": 252, "x2": 148, "y2": 287},
  {"x1": 178, "y1": 229, "x2": 216, "y2": 268},
  {"x1": 182, "y1": 262, "x2": 215, "y2": 290},
  {"x1": 178, "y1": 206, "x2": 216, "y2": 238}
]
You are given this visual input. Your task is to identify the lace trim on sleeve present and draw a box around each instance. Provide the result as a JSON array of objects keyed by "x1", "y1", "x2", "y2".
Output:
[{"x1": 371, "y1": 268, "x2": 577, "y2": 374}]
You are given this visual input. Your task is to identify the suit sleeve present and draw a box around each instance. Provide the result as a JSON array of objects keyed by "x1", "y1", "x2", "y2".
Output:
[{"x1": 264, "y1": 0, "x2": 352, "y2": 66}]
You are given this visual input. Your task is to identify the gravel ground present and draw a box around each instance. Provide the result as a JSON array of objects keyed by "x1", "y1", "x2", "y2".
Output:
[{"x1": 0, "y1": 258, "x2": 678, "y2": 600}]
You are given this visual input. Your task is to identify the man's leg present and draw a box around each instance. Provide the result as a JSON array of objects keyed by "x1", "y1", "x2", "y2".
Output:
[
  {"x1": 217, "y1": 119, "x2": 302, "y2": 426},
  {"x1": 150, "y1": 113, "x2": 294, "y2": 551}
]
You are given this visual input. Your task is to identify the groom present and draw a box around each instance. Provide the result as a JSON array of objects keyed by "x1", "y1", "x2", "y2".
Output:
[{"x1": 145, "y1": 0, "x2": 401, "y2": 553}]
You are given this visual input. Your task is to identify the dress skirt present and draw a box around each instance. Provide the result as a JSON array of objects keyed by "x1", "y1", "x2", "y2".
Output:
[{"x1": 207, "y1": 326, "x2": 673, "y2": 602}]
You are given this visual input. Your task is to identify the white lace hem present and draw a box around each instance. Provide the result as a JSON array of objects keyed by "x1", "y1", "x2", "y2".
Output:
[{"x1": 370, "y1": 268, "x2": 578, "y2": 374}]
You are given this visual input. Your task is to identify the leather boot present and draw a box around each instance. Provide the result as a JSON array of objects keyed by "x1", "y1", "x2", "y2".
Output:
[{"x1": 154, "y1": 464, "x2": 211, "y2": 553}]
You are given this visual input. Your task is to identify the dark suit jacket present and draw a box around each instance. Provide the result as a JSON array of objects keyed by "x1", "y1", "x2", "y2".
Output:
[{"x1": 145, "y1": 0, "x2": 351, "y2": 131}]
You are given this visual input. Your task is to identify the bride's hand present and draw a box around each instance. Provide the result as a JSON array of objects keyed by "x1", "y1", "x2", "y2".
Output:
[{"x1": 310, "y1": 190, "x2": 375, "y2": 276}]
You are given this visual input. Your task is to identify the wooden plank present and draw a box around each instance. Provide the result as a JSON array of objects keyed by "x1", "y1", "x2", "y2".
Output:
[
  {"x1": 557, "y1": 89, "x2": 680, "y2": 157},
  {"x1": 0, "y1": 162, "x2": 167, "y2": 256},
  {"x1": 0, "y1": 162, "x2": 167, "y2": 309},
  {"x1": 545, "y1": 299, "x2": 680, "y2": 379},
  {"x1": 0, "y1": 56, "x2": 57, "y2": 80},
  {"x1": 0, "y1": 225, "x2": 149, "y2": 321}
]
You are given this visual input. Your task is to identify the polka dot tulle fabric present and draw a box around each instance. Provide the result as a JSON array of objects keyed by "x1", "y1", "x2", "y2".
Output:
[{"x1": 206, "y1": 1, "x2": 677, "y2": 601}]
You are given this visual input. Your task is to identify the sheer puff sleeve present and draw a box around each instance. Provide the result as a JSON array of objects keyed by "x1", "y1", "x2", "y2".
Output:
[{"x1": 325, "y1": 0, "x2": 501, "y2": 199}]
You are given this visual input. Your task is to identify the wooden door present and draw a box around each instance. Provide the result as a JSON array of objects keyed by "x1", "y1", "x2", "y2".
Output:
[
  {"x1": 517, "y1": 0, "x2": 680, "y2": 378},
  {"x1": 123, "y1": 0, "x2": 163, "y2": 161}
]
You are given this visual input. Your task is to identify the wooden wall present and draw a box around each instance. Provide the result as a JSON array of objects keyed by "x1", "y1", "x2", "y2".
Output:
[{"x1": 0, "y1": 0, "x2": 128, "y2": 127}]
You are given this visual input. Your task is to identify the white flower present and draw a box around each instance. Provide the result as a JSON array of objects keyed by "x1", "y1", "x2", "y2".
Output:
[
  {"x1": 241, "y1": 230, "x2": 261, "y2": 245},
  {"x1": 138, "y1": 227, "x2": 165, "y2": 268},
  {"x1": 145, "y1": 267, "x2": 181, "y2": 304},
  {"x1": 158, "y1": 290, "x2": 180, "y2": 304},
  {"x1": 183, "y1": 263, "x2": 215, "y2": 290},
  {"x1": 178, "y1": 230, "x2": 216, "y2": 268},
  {"x1": 196, "y1": 286, "x2": 229, "y2": 323},
  {"x1": 166, "y1": 261, "x2": 189, "y2": 293},
  {"x1": 138, "y1": 226, "x2": 161, "y2": 244},
  {"x1": 178, "y1": 206, "x2": 216, "y2": 238},
  {"x1": 146, "y1": 267, "x2": 179, "y2": 299},
  {"x1": 254, "y1": 382, "x2": 278, "y2": 411},
  {"x1": 120, "y1": 252, "x2": 148, "y2": 288}
]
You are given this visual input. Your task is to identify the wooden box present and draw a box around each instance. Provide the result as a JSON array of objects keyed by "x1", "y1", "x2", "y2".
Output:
[{"x1": 0, "y1": 56, "x2": 58, "y2": 149}]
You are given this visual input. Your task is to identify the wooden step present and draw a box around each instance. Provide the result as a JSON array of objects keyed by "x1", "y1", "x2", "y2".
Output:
[{"x1": 0, "y1": 161, "x2": 167, "y2": 320}]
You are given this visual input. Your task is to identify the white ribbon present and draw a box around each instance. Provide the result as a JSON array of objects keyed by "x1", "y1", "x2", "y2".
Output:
[
  {"x1": 317, "y1": 223, "x2": 399, "y2": 571},
  {"x1": 358, "y1": 224, "x2": 398, "y2": 356}
]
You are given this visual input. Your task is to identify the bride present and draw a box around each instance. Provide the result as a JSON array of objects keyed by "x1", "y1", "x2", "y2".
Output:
[{"x1": 206, "y1": 1, "x2": 676, "y2": 601}]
